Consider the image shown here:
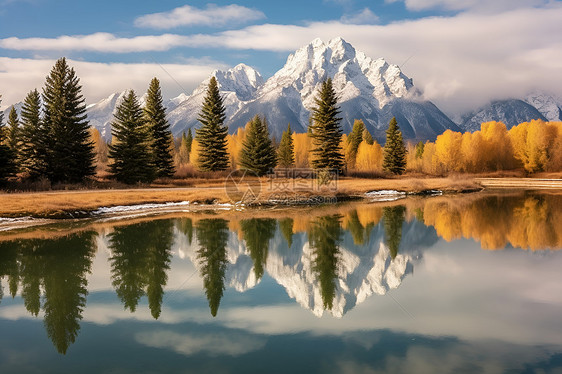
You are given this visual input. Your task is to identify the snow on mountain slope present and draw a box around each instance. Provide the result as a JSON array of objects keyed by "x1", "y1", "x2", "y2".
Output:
[
  {"x1": 524, "y1": 91, "x2": 562, "y2": 122},
  {"x1": 459, "y1": 99, "x2": 547, "y2": 132},
  {"x1": 83, "y1": 38, "x2": 457, "y2": 141},
  {"x1": 166, "y1": 63, "x2": 264, "y2": 136},
  {"x1": 228, "y1": 37, "x2": 459, "y2": 141}
]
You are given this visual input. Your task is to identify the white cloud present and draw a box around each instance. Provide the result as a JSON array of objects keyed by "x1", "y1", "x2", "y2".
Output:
[
  {"x1": 1, "y1": 4, "x2": 561, "y2": 113},
  {"x1": 340, "y1": 8, "x2": 379, "y2": 24},
  {"x1": 134, "y1": 4, "x2": 265, "y2": 29},
  {"x1": 0, "y1": 57, "x2": 227, "y2": 108},
  {"x1": 387, "y1": 0, "x2": 549, "y2": 12},
  {"x1": 135, "y1": 330, "x2": 266, "y2": 356},
  {"x1": 0, "y1": 32, "x2": 191, "y2": 53}
]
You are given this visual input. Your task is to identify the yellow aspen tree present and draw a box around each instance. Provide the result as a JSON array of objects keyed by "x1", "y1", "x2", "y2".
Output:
[
  {"x1": 435, "y1": 130, "x2": 463, "y2": 172},
  {"x1": 293, "y1": 133, "x2": 311, "y2": 168}
]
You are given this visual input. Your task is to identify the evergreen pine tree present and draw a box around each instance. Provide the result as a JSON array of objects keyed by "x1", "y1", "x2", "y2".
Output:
[
  {"x1": 347, "y1": 119, "x2": 365, "y2": 169},
  {"x1": 309, "y1": 78, "x2": 344, "y2": 173},
  {"x1": 42, "y1": 58, "x2": 95, "y2": 183},
  {"x1": 195, "y1": 77, "x2": 229, "y2": 171},
  {"x1": 277, "y1": 123, "x2": 295, "y2": 168},
  {"x1": 363, "y1": 128, "x2": 374, "y2": 145},
  {"x1": 144, "y1": 78, "x2": 175, "y2": 178},
  {"x1": 7, "y1": 107, "x2": 20, "y2": 159},
  {"x1": 108, "y1": 90, "x2": 156, "y2": 184},
  {"x1": 415, "y1": 141, "x2": 425, "y2": 159},
  {"x1": 0, "y1": 98, "x2": 15, "y2": 184},
  {"x1": 238, "y1": 115, "x2": 277, "y2": 176},
  {"x1": 185, "y1": 128, "x2": 193, "y2": 156},
  {"x1": 19, "y1": 89, "x2": 48, "y2": 180},
  {"x1": 382, "y1": 117, "x2": 407, "y2": 175}
]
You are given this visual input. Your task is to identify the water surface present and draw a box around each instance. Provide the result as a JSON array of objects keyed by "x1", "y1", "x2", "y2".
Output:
[{"x1": 0, "y1": 191, "x2": 561, "y2": 373}]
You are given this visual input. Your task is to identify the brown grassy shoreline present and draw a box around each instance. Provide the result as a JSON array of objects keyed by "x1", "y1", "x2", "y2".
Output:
[{"x1": 0, "y1": 176, "x2": 561, "y2": 219}]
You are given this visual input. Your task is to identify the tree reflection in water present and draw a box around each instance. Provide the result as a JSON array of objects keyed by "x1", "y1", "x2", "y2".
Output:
[
  {"x1": 0, "y1": 232, "x2": 97, "y2": 354},
  {"x1": 383, "y1": 206, "x2": 406, "y2": 259},
  {"x1": 308, "y1": 215, "x2": 343, "y2": 311},
  {"x1": 240, "y1": 218, "x2": 276, "y2": 280},
  {"x1": 196, "y1": 218, "x2": 229, "y2": 317},
  {"x1": 109, "y1": 220, "x2": 174, "y2": 319}
]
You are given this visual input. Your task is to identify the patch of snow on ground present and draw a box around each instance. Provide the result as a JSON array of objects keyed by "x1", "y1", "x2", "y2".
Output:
[{"x1": 93, "y1": 201, "x2": 191, "y2": 215}]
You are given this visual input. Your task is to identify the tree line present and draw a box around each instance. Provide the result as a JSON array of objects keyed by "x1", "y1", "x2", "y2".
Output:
[
  {"x1": 0, "y1": 58, "x2": 175, "y2": 186},
  {"x1": 4, "y1": 57, "x2": 559, "y2": 188},
  {"x1": 186, "y1": 76, "x2": 407, "y2": 176}
]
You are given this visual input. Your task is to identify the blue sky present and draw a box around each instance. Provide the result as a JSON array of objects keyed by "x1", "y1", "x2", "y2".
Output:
[{"x1": 1, "y1": 0, "x2": 561, "y2": 113}]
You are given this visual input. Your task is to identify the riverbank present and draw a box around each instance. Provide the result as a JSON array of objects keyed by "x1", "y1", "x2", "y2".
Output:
[
  {"x1": 0, "y1": 176, "x2": 484, "y2": 219},
  {"x1": 1, "y1": 176, "x2": 561, "y2": 219}
]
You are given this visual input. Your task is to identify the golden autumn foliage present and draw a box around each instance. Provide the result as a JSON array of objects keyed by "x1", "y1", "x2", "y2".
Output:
[
  {"x1": 411, "y1": 120, "x2": 562, "y2": 174},
  {"x1": 421, "y1": 193, "x2": 562, "y2": 250},
  {"x1": 227, "y1": 127, "x2": 247, "y2": 168},
  {"x1": 171, "y1": 118, "x2": 562, "y2": 176},
  {"x1": 355, "y1": 140, "x2": 383, "y2": 171},
  {"x1": 189, "y1": 139, "x2": 200, "y2": 167},
  {"x1": 293, "y1": 133, "x2": 312, "y2": 168}
]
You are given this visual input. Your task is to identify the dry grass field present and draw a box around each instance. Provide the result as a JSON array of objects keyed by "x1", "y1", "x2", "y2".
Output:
[{"x1": 1, "y1": 173, "x2": 561, "y2": 218}]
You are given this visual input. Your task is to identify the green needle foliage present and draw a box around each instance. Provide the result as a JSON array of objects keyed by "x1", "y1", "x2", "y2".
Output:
[
  {"x1": 19, "y1": 89, "x2": 49, "y2": 180},
  {"x1": 238, "y1": 115, "x2": 277, "y2": 176},
  {"x1": 363, "y1": 127, "x2": 374, "y2": 145},
  {"x1": 347, "y1": 119, "x2": 366, "y2": 169},
  {"x1": 383, "y1": 117, "x2": 407, "y2": 175},
  {"x1": 144, "y1": 78, "x2": 175, "y2": 178},
  {"x1": 0, "y1": 100, "x2": 15, "y2": 184},
  {"x1": 309, "y1": 78, "x2": 344, "y2": 173},
  {"x1": 109, "y1": 90, "x2": 156, "y2": 184},
  {"x1": 196, "y1": 77, "x2": 229, "y2": 171},
  {"x1": 277, "y1": 123, "x2": 295, "y2": 168},
  {"x1": 42, "y1": 57, "x2": 95, "y2": 183},
  {"x1": 6, "y1": 106, "x2": 20, "y2": 162}
]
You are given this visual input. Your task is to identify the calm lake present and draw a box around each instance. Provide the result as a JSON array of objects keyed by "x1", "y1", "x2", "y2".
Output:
[{"x1": 0, "y1": 191, "x2": 561, "y2": 373}]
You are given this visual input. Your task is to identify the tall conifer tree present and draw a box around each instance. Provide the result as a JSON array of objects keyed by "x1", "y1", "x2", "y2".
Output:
[
  {"x1": 195, "y1": 77, "x2": 229, "y2": 171},
  {"x1": 42, "y1": 58, "x2": 95, "y2": 183},
  {"x1": 382, "y1": 117, "x2": 407, "y2": 175},
  {"x1": 363, "y1": 128, "x2": 374, "y2": 145},
  {"x1": 238, "y1": 115, "x2": 277, "y2": 176},
  {"x1": 109, "y1": 90, "x2": 156, "y2": 184},
  {"x1": 277, "y1": 123, "x2": 295, "y2": 168},
  {"x1": 7, "y1": 107, "x2": 20, "y2": 160},
  {"x1": 347, "y1": 119, "x2": 365, "y2": 169},
  {"x1": 185, "y1": 128, "x2": 193, "y2": 156},
  {"x1": 19, "y1": 89, "x2": 48, "y2": 179},
  {"x1": 144, "y1": 78, "x2": 175, "y2": 178},
  {"x1": 0, "y1": 99, "x2": 15, "y2": 184},
  {"x1": 309, "y1": 78, "x2": 344, "y2": 173}
]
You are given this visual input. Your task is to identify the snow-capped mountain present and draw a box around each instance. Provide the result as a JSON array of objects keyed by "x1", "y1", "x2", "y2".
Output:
[
  {"x1": 84, "y1": 38, "x2": 458, "y2": 142},
  {"x1": 458, "y1": 99, "x2": 546, "y2": 132},
  {"x1": 524, "y1": 91, "x2": 562, "y2": 122},
  {"x1": 64, "y1": 38, "x2": 562, "y2": 140},
  {"x1": 227, "y1": 37, "x2": 459, "y2": 141},
  {"x1": 166, "y1": 63, "x2": 264, "y2": 136},
  {"x1": 86, "y1": 90, "x2": 188, "y2": 139}
]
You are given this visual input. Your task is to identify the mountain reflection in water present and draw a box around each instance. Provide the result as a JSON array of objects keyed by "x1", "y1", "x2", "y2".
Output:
[{"x1": 0, "y1": 191, "x2": 560, "y2": 357}]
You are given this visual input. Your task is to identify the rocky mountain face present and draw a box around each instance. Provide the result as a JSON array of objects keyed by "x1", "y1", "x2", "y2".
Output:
[
  {"x1": 458, "y1": 99, "x2": 547, "y2": 132},
  {"x1": 7, "y1": 38, "x2": 557, "y2": 140},
  {"x1": 85, "y1": 38, "x2": 459, "y2": 142}
]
